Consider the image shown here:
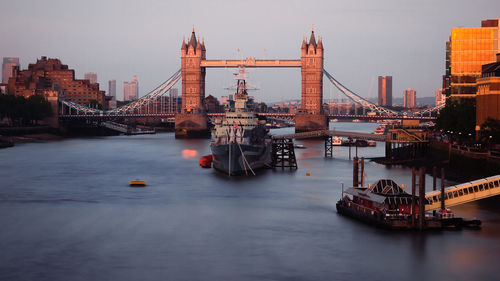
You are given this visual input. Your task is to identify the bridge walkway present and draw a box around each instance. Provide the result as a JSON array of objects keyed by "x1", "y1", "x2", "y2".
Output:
[
  {"x1": 425, "y1": 175, "x2": 500, "y2": 211},
  {"x1": 272, "y1": 129, "x2": 388, "y2": 142}
]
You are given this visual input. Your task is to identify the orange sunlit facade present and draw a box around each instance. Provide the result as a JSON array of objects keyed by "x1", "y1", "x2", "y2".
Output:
[
  {"x1": 476, "y1": 77, "x2": 500, "y2": 127},
  {"x1": 475, "y1": 53, "x2": 500, "y2": 135},
  {"x1": 448, "y1": 19, "x2": 500, "y2": 99}
]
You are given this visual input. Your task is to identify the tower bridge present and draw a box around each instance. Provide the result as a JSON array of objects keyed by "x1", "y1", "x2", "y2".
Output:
[{"x1": 58, "y1": 27, "x2": 443, "y2": 137}]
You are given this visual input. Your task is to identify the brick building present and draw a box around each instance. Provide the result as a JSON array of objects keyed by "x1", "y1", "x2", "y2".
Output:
[
  {"x1": 476, "y1": 53, "x2": 500, "y2": 135},
  {"x1": 7, "y1": 56, "x2": 106, "y2": 108}
]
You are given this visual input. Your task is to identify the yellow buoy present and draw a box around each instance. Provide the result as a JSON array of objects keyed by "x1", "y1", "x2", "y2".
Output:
[{"x1": 129, "y1": 179, "x2": 146, "y2": 187}]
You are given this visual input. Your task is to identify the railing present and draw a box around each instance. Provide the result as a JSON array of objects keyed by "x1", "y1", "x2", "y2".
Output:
[
  {"x1": 425, "y1": 175, "x2": 500, "y2": 211},
  {"x1": 273, "y1": 129, "x2": 388, "y2": 141}
]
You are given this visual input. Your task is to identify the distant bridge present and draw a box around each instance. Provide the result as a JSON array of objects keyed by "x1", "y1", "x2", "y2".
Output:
[{"x1": 59, "y1": 112, "x2": 435, "y2": 121}]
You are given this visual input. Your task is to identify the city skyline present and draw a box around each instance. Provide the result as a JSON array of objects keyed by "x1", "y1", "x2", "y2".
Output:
[{"x1": 1, "y1": 0, "x2": 500, "y2": 102}]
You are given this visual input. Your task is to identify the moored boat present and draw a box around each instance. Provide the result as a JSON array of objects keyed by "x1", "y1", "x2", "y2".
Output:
[
  {"x1": 332, "y1": 136, "x2": 342, "y2": 146},
  {"x1": 199, "y1": 155, "x2": 213, "y2": 168},
  {"x1": 210, "y1": 66, "x2": 272, "y2": 176},
  {"x1": 336, "y1": 179, "x2": 481, "y2": 230}
]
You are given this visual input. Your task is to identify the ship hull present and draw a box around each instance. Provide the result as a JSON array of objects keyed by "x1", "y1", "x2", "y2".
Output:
[{"x1": 211, "y1": 141, "x2": 272, "y2": 175}]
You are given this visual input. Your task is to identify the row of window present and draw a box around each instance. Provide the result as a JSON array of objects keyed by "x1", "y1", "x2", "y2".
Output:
[{"x1": 428, "y1": 179, "x2": 500, "y2": 204}]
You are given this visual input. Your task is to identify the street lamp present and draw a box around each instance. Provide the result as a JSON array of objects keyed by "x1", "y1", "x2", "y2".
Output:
[{"x1": 340, "y1": 181, "x2": 344, "y2": 198}]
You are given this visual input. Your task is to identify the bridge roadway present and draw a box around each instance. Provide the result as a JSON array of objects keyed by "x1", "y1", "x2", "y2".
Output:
[
  {"x1": 59, "y1": 113, "x2": 436, "y2": 121},
  {"x1": 425, "y1": 175, "x2": 500, "y2": 211},
  {"x1": 272, "y1": 129, "x2": 388, "y2": 142},
  {"x1": 200, "y1": 59, "x2": 301, "y2": 68}
]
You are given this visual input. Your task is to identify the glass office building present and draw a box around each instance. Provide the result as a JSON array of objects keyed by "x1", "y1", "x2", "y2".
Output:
[{"x1": 447, "y1": 19, "x2": 500, "y2": 99}]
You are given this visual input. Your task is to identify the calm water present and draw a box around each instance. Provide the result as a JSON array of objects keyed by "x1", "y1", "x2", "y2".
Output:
[{"x1": 1, "y1": 122, "x2": 500, "y2": 281}]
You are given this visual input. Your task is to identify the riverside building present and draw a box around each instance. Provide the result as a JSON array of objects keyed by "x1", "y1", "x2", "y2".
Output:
[
  {"x1": 445, "y1": 19, "x2": 500, "y2": 100},
  {"x1": 476, "y1": 53, "x2": 500, "y2": 135},
  {"x1": 7, "y1": 56, "x2": 105, "y2": 108}
]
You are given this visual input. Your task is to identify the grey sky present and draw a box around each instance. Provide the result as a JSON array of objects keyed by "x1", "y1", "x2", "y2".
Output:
[{"x1": 1, "y1": 0, "x2": 499, "y2": 103}]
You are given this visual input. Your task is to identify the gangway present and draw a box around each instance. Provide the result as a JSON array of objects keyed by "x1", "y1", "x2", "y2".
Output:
[
  {"x1": 425, "y1": 175, "x2": 500, "y2": 211},
  {"x1": 101, "y1": 121, "x2": 155, "y2": 135}
]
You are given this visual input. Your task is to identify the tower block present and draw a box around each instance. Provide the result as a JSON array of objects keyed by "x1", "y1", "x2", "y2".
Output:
[
  {"x1": 295, "y1": 29, "x2": 327, "y2": 132},
  {"x1": 175, "y1": 28, "x2": 210, "y2": 138}
]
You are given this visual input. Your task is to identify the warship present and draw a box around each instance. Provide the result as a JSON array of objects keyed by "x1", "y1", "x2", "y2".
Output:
[{"x1": 210, "y1": 67, "x2": 272, "y2": 175}]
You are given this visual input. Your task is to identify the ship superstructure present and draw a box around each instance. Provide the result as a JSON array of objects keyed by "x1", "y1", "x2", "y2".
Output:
[{"x1": 210, "y1": 66, "x2": 272, "y2": 175}]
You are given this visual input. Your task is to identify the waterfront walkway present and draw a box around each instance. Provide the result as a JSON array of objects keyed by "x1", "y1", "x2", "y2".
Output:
[
  {"x1": 425, "y1": 175, "x2": 500, "y2": 211},
  {"x1": 272, "y1": 129, "x2": 388, "y2": 142}
]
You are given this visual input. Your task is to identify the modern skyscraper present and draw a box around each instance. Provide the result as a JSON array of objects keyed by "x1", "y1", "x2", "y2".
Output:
[
  {"x1": 123, "y1": 75, "x2": 139, "y2": 101},
  {"x1": 445, "y1": 19, "x2": 500, "y2": 100},
  {"x1": 2, "y1": 57, "x2": 19, "y2": 84},
  {"x1": 378, "y1": 76, "x2": 392, "y2": 106},
  {"x1": 403, "y1": 88, "x2": 416, "y2": 108},
  {"x1": 108, "y1": 79, "x2": 117, "y2": 108},
  {"x1": 132, "y1": 75, "x2": 139, "y2": 98},
  {"x1": 84, "y1": 72, "x2": 97, "y2": 84},
  {"x1": 435, "y1": 88, "x2": 446, "y2": 106},
  {"x1": 108, "y1": 80, "x2": 116, "y2": 98}
]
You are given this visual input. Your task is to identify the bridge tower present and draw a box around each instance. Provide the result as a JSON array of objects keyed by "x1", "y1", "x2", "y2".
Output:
[
  {"x1": 295, "y1": 28, "x2": 327, "y2": 132},
  {"x1": 175, "y1": 27, "x2": 210, "y2": 138}
]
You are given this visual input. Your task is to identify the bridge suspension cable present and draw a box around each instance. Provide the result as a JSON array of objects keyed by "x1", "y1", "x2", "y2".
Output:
[
  {"x1": 323, "y1": 69, "x2": 444, "y2": 116},
  {"x1": 60, "y1": 69, "x2": 181, "y2": 115},
  {"x1": 323, "y1": 69, "x2": 400, "y2": 116}
]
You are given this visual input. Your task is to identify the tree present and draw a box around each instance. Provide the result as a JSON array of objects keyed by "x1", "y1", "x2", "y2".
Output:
[
  {"x1": 436, "y1": 99, "x2": 476, "y2": 137},
  {"x1": 27, "y1": 95, "x2": 52, "y2": 125},
  {"x1": 0, "y1": 94, "x2": 52, "y2": 126},
  {"x1": 479, "y1": 118, "x2": 500, "y2": 145},
  {"x1": 87, "y1": 99, "x2": 102, "y2": 110}
]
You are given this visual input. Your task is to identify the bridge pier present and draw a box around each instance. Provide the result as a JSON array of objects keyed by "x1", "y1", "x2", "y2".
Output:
[
  {"x1": 295, "y1": 113, "x2": 328, "y2": 133},
  {"x1": 174, "y1": 112, "x2": 210, "y2": 138}
]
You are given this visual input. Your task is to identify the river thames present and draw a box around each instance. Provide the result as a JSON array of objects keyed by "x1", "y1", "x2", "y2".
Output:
[{"x1": 1, "y1": 122, "x2": 499, "y2": 281}]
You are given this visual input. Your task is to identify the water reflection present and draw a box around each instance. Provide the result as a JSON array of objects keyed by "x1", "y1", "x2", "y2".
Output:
[
  {"x1": 182, "y1": 149, "x2": 198, "y2": 159},
  {"x1": 0, "y1": 122, "x2": 499, "y2": 280}
]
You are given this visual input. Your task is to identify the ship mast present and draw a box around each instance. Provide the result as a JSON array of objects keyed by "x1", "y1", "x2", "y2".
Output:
[{"x1": 233, "y1": 66, "x2": 248, "y2": 112}]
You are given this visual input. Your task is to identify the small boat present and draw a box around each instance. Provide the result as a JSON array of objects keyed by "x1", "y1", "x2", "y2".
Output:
[
  {"x1": 352, "y1": 119, "x2": 362, "y2": 123},
  {"x1": 199, "y1": 155, "x2": 213, "y2": 168},
  {"x1": 332, "y1": 136, "x2": 342, "y2": 146},
  {"x1": 129, "y1": 179, "x2": 146, "y2": 187},
  {"x1": 331, "y1": 118, "x2": 339, "y2": 122},
  {"x1": 373, "y1": 125, "x2": 386, "y2": 135},
  {"x1": 294, "y1": 144, "x2": 306, "y2": 149}
]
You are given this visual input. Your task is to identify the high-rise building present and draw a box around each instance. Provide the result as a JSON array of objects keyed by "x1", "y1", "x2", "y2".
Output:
[
  {"x1": 378, "y1": 76, "x2": 392, "y2": 106},
  {"x1": 108, "y1": 80, "x2": 116, "y2": 98},
  {"x1": 403, "y1": 88, "x2": 416, "y2": 108},
  {"x1": 84, "y1": 72, "x2": 97, "y2": 84},
  {"x1": 435, "y1": 88, "x2": 446, "y2": 106},
  {"x1": 108, "y1": 79, "x2": 117, "y2": 108},
  {"x1": 445, "y1": 19, "x2": 500, "y2": 100},
  {"x1": 123, "y1": 75, "x2": 139, "y2": 101},
  {"x1": 2, "y1": 57, "x2": 19, "y2": 84}
]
